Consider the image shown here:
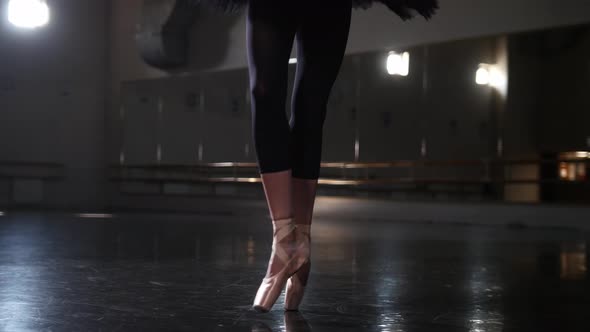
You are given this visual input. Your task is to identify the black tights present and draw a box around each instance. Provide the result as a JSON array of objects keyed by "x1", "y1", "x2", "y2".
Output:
[{"x1": 246, "y1": 0, "x2": 352, "y2": 180}]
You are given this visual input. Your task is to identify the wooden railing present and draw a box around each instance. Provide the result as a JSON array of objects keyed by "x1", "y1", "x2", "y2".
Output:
[
  {"x1": 109, "y1": 158, "x2": 589, "y2": 186},
  {"x1": 0, "y1": 161, "x2": 66, "y2": 180}
]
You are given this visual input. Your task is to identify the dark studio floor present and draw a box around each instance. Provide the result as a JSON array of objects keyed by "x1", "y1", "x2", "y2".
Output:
[{"x1": 0, "y1": 197, "x2": 589, "y2": 332}]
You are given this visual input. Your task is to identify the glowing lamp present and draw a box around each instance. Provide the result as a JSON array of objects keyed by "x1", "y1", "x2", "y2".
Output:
[
  {"x1": 476, "y1": 65, "x2": 490, "y2": 85},
  {"x1": 476, "y1": 63, "x2": 507, "y2": 90},
  {"x1": 8, "y1": 0, "x2": 50, "y2": 29},
  {"x1": 387, "y1": 51, "x2": 409, "y2": 76}
]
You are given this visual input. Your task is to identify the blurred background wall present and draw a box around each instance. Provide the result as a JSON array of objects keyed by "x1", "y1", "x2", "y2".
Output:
[
  {"x1": 0, "y1": 0, "x2": 589, "y2": 211},
  {"x1": 0, "y1": 0, "x2": 109, "y2": 210}
]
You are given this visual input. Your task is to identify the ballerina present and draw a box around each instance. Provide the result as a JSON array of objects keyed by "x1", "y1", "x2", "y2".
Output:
[{"x1": 193, "y1": 0, "x2": 440, "y2": 312}]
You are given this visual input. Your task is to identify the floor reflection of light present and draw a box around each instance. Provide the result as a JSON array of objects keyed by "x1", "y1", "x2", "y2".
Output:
[
  {"x1": 379, "y1": 324, "x2": 393, "y2": 332},
  {"x1": 0, "y1": 238, "x2": 41, "y2": 330},
  {"x1": 215, "y1": 237, "x2": 233, "y2": 267},
  {"x1": 374, "y1": 240, "x2": 405, "y2": 332},
  {"x1": 247, "y1": 236, "x2": 255, "y2": 265},
  {"x1": 560, "y1": 242, "x2": 587, "y2": 280},
  {"x1": 0, "y1": 211, "x2": 4, "y2": 216},
  {"x1": 1, "y1": 268, "x2": 35, "y2": 331},
  {"x1": 468, "y1": 242, "x2": 504, "y2": 332}
]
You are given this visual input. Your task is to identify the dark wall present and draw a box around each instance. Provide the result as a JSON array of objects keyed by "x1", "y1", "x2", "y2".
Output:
[
  {"x1": 0, "y1": 0, "x2": 109, "y2": 209},
  {"x1": 506, "y1": 25, "x2": 590, "y2": 155},
  {"x1": 111, "y1": 0, "x2": 590, "y2": 78},
  {"x1": 114, "y1": 35, "x2": 501, "y2": 175}
]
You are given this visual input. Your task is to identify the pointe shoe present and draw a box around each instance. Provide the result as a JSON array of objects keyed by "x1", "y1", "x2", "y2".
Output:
[
  {"x1": 253, "y1": 217, "x2": 302, "y2": 313},
  {"x1": 284, "y1": 224, "x2": 311, "y2": 311}
]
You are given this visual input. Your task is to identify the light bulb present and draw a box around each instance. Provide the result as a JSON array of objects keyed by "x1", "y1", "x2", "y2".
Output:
[
  {"x1": 387, "y1": 51, "x2": 410, "y2": 76},
  {"x1": 8, "y1": 0, "x2": 50, "y2": 29}
]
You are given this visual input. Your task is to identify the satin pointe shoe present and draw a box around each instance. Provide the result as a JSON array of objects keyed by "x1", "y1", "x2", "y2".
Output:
[
  {"x1": 284, "y1": 224, "x2": 311, "y2": 311},
  {"x1": 253, "y1": 216, "x2": 302, "y2": 313}
]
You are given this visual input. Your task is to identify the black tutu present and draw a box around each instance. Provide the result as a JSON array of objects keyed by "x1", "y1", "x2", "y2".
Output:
[
  {"x1": 354, "y1": 0, "x2": 439, "y2": 20},
  {"x1": 191, "y1": 0, "x2": 439, "y2": 21}
]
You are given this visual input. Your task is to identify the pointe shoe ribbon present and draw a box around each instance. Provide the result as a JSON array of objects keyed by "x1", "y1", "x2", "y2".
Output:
[
  {"x1": 284, "y1": 224, "x2": 311, "y2": 311},
  {"x1": 253, "y1": 217, "x2": 301, "y2": 312}
]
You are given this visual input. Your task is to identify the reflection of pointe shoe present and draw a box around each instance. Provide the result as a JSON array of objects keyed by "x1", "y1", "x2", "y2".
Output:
[
  {"x1": 284, "y1": 311, "x2": 312, "y2": 332},
  {"x1": 284, "y1": 224, "x2": 311, "y2": 311},
  {"x1": 251, "y1": 321, "x2": 272, "y2": 332},
  {"x1": 253, "y1": 217, "x2": 302, "y2": 313}
]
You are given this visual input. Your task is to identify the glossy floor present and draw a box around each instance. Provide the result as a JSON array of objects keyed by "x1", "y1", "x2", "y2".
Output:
[{"x1": 0, "y1": 206, "x2": 589, "y2": 331}]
